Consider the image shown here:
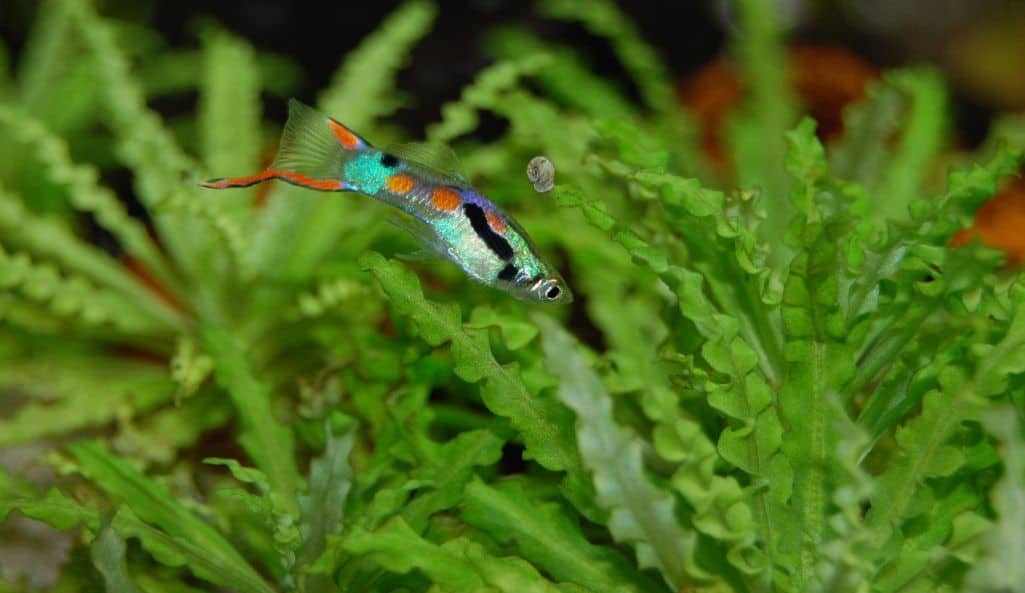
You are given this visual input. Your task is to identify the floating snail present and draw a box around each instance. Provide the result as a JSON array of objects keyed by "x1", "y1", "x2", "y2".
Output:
[{"x1": 526, "y1": 156, "x2": 555, "y2": 193}]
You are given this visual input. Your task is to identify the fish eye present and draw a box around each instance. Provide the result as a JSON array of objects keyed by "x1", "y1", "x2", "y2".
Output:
[{"x1": 545, "y1": 285, "x2": 561, "y2": 300}]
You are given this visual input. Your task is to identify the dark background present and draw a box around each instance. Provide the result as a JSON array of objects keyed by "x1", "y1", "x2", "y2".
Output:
[{"x1": 2, "y1": 0, "x2": 1022, "y2": 146}]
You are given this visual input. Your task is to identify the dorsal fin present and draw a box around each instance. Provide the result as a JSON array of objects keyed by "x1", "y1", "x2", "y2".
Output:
[
  {"x1": 386, "y1": 142, "x2": 468, "y2": 184},
  {"x1": 272, "y1": 99, "x2": 370, "y2": 179}
]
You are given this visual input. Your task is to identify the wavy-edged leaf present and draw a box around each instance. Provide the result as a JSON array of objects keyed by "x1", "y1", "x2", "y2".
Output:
[
  {"x1": 90, "y1": 522, "x2": 145, "y2": 593},
  {"x1": 111, "y1": 506, "x2": 275, "y2": 593},
  {"x1": 965, "y1": 405, "x2": 1025, "y2": 592},
  {"x1": 198, "y1": 27, "x2": 262, "y2": 188},
  {"x1": 0, "y1": 187, "x2": 184, "y2": 333},
  {"x1": 867, "y1": 301, "x2": 1025, "y2": 555},
  {"x1": 397, "y1": 428, "x2": 504, "y2": 532},
  {"x1": 0, "y1": 243, "x2": 167, "y2": 336},
  {"x1": 462, "y1": 478, "x2": 661, "y2": 593},
  {"x1": 539, "y1": 0, "x2": 675, "y2": 117},
  {"x1": 0, "y1": 356, "x2": 173, "y2": 446},
  {"x1": 777, "y1": 118, "x2": 857, "y2": 588},
  {"x1": 427, "y1": 53, "x2": 552, "y2": 144},
  {"x1": 552, "y1": 181, "x2": 791, "y2": 573},
  {"x1": 66, "y1": 0, "x2": 215, "y2": 284},
  {"x1": 359, "y1": 252, "x2": 593, "y2": 514},
  {"x1": 871, "y1": 69, "x2": 948, "y2": 223},
  {"x1": 205, "y1": 457, "x2": 301, "y2": 577},
  {"x1": 343, "y1": 517, "x2": 483, "y2": 591},
  {"x1": 202, "y1": 324, "x2": 301, "y2": 517},
  {"x1": 66, "y1": 442, "x2": 252, "y2": 570},
  {"x1": 344, "y1": 517, "x2": 567, "y2": 593},
  {"x1": 0, "y1": 488, "x2": 96, "y2": 532},
  {"x1": 468, "y1": 305, "x2": 539, "y2": 350},
  {"x1": 14, "y1": 449, "x2": 274, "y2": 593},
  {"x1": 728, "y1": 0, "x2": 798, "y2": 248},
  {"x1": 318, "y1": 0, "x2": 435, "y2": 129},
  {"x1": 297, "y1": 417, "x2": 355, "y2": 593},
  {"x1": 537, "y1": 313, "x2": 710, "y2": 589},
  {"x1": 0, "y1": 105, "x2": 179, "y2": 292},
  {"x1": 486, "y1": 28, "x2": 636, "y2": 120}
]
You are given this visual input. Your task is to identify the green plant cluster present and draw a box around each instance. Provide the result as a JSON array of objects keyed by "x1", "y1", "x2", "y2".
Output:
[{"x1": 2, "y1": 0, "x2": 1025, "y2": 592}]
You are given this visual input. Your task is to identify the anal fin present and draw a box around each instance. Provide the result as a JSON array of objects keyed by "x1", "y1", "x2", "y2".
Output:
[{"x1": 388, "y1": 213, "x2": 450, "y2": 261}]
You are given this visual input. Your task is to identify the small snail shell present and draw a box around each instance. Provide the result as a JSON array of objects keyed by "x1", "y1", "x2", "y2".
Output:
[{"x1": 526, "y1": 156, "x2": 555, "y2": 193}]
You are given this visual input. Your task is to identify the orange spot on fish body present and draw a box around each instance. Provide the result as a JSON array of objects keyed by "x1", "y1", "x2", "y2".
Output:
[
  {"x1": 431, "y1": 187, "x2": 462, "y2": 211},
  {"x1": 328, "y1": 119, "x2": 361, "y2": 150},
  {"x1": 485, "y1": 210, "x2": 507, "y2": 233},
  {"x1": 386, "y1": 174, "x2": 416, "y2": 194}
]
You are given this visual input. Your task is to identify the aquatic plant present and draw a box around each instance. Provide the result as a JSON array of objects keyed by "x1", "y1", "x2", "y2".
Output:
[{"x1": 2, "y1": 0, "x2": 1024, "y2": 592}]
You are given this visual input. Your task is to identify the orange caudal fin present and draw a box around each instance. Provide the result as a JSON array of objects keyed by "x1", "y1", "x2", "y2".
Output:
[{"x1": 201, "y1": 169, "x2": 349, "y2": 192}]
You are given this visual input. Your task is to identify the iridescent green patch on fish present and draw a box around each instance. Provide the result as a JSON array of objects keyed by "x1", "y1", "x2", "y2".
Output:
[
  {"x1": 200, "y1": 99, "x2": 572, "y2": 304},
  {"x1": 344, "y1": 153, "x2": 390, "y2": 195}
]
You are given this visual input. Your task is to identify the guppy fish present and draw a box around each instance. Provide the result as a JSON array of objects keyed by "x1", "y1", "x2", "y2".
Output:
[{"x1": 202, "y1": 99, "x2": 571, "y2": 304}]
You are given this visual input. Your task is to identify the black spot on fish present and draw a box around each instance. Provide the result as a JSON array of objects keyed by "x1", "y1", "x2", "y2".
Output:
[
  {"x1": 497, "y1": 263, "x2": 518, "y2": 281},
  {"x1": 380, "y1": 153, "x2": 399, "y2": 168},
  {"x1": 462, "y1": 202, "x2": 514, "y2": 260}
]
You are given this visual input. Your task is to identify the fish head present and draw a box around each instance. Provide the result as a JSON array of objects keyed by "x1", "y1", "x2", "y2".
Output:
[{"x1": 509, "y1": 272, "x2": 573, "y2": 305}]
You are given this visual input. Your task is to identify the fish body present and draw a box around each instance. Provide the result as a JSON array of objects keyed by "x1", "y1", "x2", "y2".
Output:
[{"x1": 203, "y1": 99, "x2": 571, "y2": 304}]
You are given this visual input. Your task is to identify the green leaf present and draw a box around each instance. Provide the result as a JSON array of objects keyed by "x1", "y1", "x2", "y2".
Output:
[
  {"x1": 539, "y1": 0, "x2": 676, "y2": 117},
  {"x1": 486, "y1": 28, "x2": 636, "y2": 121},
  {"x1": 868, "y1": 302, "x2": 1025, "y2": 553},
  {"x1": 398, "y1": 429, "x2": 504, "y2": 531},
  {"x1": 360, "y1": 252, "x2": 592, "y2": 512},
  {"x1": 1, "y1": 488, "x2": 274, "y2": 593},
  {"x1": 0, "y1": 104, "x2": 180, "y2": 294},
  {"x1": 111, "y1": 506, "x2": 276, "y2": 593},
  {"x1": 0, "y1": 240, "x2": 173, "y2": 337},
  {"x1": 728, "y1": 0, "x2": 798, "y2": 249},
  {"x1": 297, "y1": 417, "x2": 355, "y2": 591},
  {"x1": 66, "y1": 0, "x2": 203, "y2": 257},
  {"x1": 195, "y1": 26, "x2": 262, "y2": 287},
  {"x1": 169, "y1": 335, "x2": 213, "y2": 400},
  {"x1": 452, "y1": 537, "x2": 565, "y2": 593},
  {"x1": 462, "y1": 479, "x2": 660, "y2": 593},
  {"x1": 0, "y1": 356, "x2": 174, "y2": 446},
  {"x1": 66, "y1": 442, "x2": 254, "y2": 572},
  {"x1": 468, "y1": 305, "x2": 539, "y2": 350},
  {"x1": 537, "y1": 313, "x2": 710, "y2": 588},
  {"x1": 199, "y1": 28, "x2": 262, "y2": 184},
  {"x1": 318, "y1": 0, "x2": 436, "y2": 130},
  {"x1": 872, "y1": 69, "x2": 948, "y2": 223},
  {"x1": 965, "y1": 405, "x2": 1025, "y2": 592},
  {"x1": 205, "y1": 457, "x2": 301, "y2": 577},
  {"x1": 0, "y1": 488, "x2": 97, "y2": 531},
  {"x1": 344, "y1": 517, "x2": 483, "y2": 591},
  {"x1": 202, "y1": 324, "x2": 301, "y2": 517},
  {"x1": 427, "y1": 53, "x2": 551, "y2": 143},
  {"x1": 831, "y1": 74, "x2": 905, "y2": 186},
  {"x1": 90, "y1": 521, "x2": 145, "y2": 593}
]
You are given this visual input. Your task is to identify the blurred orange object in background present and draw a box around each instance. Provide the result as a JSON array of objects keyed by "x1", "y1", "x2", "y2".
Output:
[
  {"x1": 681, "y1": 42, "x2": 1025, "y2": 265},
  {"x1": 679, "y1": 44, "x2": 878, "y2": 165},
  {"x1": 951, "y1": 177, "x2": 1025, "y2": 264}
]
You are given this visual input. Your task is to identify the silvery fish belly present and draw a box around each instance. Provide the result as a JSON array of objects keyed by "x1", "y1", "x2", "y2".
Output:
[{"x1": 202, "y1": 99, "x2": 571, "y2": 304}]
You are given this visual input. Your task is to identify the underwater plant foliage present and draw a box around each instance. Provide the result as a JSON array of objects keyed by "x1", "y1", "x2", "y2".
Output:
[{"x1": 2, "y1": 0, "x2": 1025, "y2": 592}]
